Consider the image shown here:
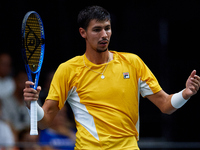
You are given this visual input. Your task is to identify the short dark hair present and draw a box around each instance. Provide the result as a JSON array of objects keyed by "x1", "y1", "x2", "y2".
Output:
[{"x1": 77, "y1": 6, "x2": 111, "y2": 30}]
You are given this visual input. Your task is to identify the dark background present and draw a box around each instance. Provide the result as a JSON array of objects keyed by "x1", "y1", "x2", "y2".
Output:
[{"x1": 1, "y1": 0, "x2": 200, "y2": 142}]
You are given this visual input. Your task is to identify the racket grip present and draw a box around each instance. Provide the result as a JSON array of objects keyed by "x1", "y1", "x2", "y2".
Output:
[{"x1": 30, "y1": 101, "x2": 38, "y2": 135}]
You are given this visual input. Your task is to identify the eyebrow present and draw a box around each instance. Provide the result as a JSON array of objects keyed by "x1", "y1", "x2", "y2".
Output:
[
  {"x1": 92, "y1": 26, "x2": 102, "y2": 29},
  {"x1": 92, "y1": 25, "x2": 111, "y2": 29}
]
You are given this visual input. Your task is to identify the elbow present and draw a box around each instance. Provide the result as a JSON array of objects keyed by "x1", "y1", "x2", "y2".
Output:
[
  {"x1": 161, "y1": 110, "x2": 173, "y2": 115},
  {"x1": 159, "y1": 99, "x2": 177, "y2": 115},
  {"x1": 39, "y1": 125, "x2": 48, "y2": 130},
  {"x1": 38, "y1": 123, "x2": 48, "y2": 130},
  {"x1": 38, "y1": 119, "x2": 50, "y2": 130},
  {"x1": 160, "y1": 107, "x2": 175, "y2": 115},
  {"x1": 38, "y1": 124, "x2": 49, "y2": 130}
]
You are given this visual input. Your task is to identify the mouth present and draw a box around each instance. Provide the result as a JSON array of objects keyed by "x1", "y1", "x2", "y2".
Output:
[{"x1": 98, "y1": 40, "x2": 109, "y2": 46}]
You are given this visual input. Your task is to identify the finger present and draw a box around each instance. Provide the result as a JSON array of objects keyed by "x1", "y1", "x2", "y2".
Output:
[
  {"x1": 24, "y1": 92, "x2": 39, "y2": 98},
  {"x1": 193, "y1": 75, "x2": 200, "y2": 87},
  {"x1": 24, "y1": 92, "x2": 39, "y2": 101},
  {"x1": 190, "y1": 80, "x2": 199, "y2": 91},
  {"x1": 190, "y1": 70, "x2": 196, "y2": 78},
  {"x1": 194, "y1": 75, "x2": 200, "y2": 81},
  {"x1": 25, "y1": 81, "x2": 35, "y2": 88},
  {"x1": 24, "y1": 96, "x2": 38, "y2": 101},
  {"x1": 191, "y1": 77, "x2": 200, "y2": 85},
  {"x1": 23, "y1": 87, "x2": 37, "y2": 94}
]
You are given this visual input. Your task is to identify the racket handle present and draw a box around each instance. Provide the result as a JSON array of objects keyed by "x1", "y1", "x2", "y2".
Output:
[{"x1": 30, "y1": 101, "x2": 38, "y2": 135}]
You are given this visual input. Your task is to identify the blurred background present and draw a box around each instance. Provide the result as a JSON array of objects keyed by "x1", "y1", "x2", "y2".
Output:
[{"x1": 0, "y1": 0, "x2": 200, "y2": 149}]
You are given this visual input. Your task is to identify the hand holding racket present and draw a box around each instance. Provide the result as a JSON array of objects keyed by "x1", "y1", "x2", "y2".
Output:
[{"x1": 21, "y1": 11, "x2": 45, "y2": 135}]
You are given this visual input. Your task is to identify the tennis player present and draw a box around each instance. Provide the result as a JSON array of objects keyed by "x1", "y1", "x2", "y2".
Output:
[{"x1": 24, "y1": 6, "x2": 200, "y2": 150}]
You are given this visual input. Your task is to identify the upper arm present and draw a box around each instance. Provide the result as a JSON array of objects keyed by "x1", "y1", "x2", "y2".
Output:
[
  {"x1": 146, "y1": 90, "x2": 176, "y2": 114},
  {"x1": 46, "y1": 63, "x2": 71, "y2": 110}
]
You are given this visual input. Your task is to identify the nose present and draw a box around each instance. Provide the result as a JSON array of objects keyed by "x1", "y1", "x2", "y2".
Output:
[{"x1": 101, "y1": 29, "x2": 108, "y2": 38}]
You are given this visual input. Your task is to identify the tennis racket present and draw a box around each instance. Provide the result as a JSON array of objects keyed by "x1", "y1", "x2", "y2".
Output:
[{"x1": 21, "y1": 11, "x2": 45, "y2": 135}]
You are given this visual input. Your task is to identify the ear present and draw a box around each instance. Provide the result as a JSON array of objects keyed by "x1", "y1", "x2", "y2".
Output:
[{"x1": 79, "y1": 27, "x2": 87, "y2": 39}]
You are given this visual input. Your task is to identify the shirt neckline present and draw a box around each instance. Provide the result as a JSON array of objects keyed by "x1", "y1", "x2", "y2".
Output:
[{"x1": 83, "y1": 51, "x2": 116, "y2": 68}]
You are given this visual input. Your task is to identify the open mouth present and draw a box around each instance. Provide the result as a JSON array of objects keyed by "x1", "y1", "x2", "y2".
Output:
[{"x1": 99, "y1": 40, "x2": 108, "y2": 46}]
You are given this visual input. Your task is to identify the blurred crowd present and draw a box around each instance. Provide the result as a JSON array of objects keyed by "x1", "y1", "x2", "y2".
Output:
[{"x1": 0, "y1": 53, "x2": 76, "y2": 150}]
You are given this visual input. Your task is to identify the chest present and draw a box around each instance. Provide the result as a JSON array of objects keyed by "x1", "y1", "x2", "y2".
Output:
[{"x1": 74, "y1": 62, "x2": 139, "y2": 107}]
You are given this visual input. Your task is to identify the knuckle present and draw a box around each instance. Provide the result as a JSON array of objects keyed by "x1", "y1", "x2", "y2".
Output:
[{"x1": 24, "y1": 97, "x2": 29, "y2": 101}]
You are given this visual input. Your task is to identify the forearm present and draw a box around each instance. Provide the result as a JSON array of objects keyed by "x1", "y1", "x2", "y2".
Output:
[
  {"x1": 23, "y1": 82, "x2": 60, "y2": 130},
  {"x1": 39, "y1": 100, "x2": 59, "y2": 130},
  {"x1": 38, "y1": 114, "x2": 53, "y2": 130},
  {"x1": 148, "y1": 70, "x2": 200, "y2": 115},
  {"x1": 147, "y1": 90, "x2": 190, "y2": 115},
  {"x1": 26, "y1": 100, "x2": 59, "y2": 130},
  {"x1": 161, "y1": 94, "x2": 176, "y2": 114},
  {"x1": 38, "y1": 107, "x2": 59, "y2": 129}
]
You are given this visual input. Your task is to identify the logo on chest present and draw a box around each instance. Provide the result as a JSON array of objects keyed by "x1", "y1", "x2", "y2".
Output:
[{"x1": 123, "y1": 72, "x2": 130, "y2": 79}]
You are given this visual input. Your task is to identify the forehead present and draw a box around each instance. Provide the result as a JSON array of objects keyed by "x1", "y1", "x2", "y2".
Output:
[{"x1": 87, "y1": 19, "x2": 111, "y2": 29}]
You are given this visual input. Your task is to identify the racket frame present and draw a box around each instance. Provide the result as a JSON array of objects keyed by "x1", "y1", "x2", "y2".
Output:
[{"x1": 21, "y1": 11, "x2": 45, "y2": 135}]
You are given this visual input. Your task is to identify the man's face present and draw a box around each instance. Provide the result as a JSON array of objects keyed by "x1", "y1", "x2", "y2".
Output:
[{"x1": 80, "y1": 19, "x2": 112, "y2": 53}]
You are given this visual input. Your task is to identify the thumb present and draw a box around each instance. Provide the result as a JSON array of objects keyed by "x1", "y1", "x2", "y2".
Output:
[
  {"x1": 37, "y1": 86, "x2": 42, "y2": 93},
  {"x1": 190, "y1": 70, "x2": 196, "y2": 78}
]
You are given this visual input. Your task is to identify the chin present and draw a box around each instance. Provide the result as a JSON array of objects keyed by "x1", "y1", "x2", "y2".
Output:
[{"x1": 96, "y1": 48, "x2": 108, "y2": 53}]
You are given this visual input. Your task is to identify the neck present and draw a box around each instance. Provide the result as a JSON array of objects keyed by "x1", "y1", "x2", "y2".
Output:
[{"x1": 85, "y1": 49, "x2": 113, "y2": 65}]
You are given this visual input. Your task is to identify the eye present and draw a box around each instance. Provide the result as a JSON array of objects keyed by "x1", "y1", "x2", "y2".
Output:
[
  {"x1": 93, "y1": 28, "x2": 101, "y2": 32},
  {"x1": 105, "y1": 26, "x2": 111, "y2": 31}
]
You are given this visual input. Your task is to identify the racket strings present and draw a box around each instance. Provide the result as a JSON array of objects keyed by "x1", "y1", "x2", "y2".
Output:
[{"x1": 25, "y1": 14, "x2": 42, "y2": 72}]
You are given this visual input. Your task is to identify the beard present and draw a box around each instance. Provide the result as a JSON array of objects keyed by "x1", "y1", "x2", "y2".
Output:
[
  {"x1": 96, "y1": 48, "x2": 108, "y2": 53},
  {"x1": 96, "y1": 38, "x2": 110, "y2": 53},
  {"x1": 96, "y1": 41, "x2": 109, "y2": 53}
]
